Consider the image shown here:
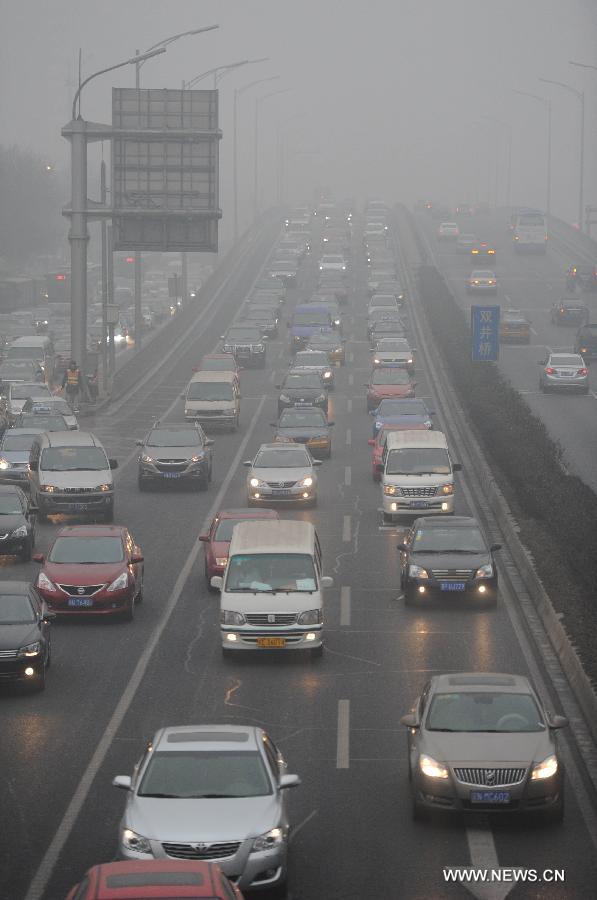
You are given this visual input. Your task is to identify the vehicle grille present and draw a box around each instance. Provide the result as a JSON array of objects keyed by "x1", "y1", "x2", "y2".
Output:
[
  {"x1": 246, "y1": 613, "x2": 298, "y2": 625},
  {"x1": 431, "y1": 569, "x2": 474, "y2": 579},
  {"x1": 194, "y1": 410, "x2": 223, "y2": 416},
  {"x1": 0, "y1": 649, "x2": 18, "y2": 659},
  {"x1": 266, "y1": 481, "x2": 297, "y2": 488},
  {"x1": 163, "y1": 841, "x2": 241, "y2": 861},
  {"x1": 233, "y1": 345, "x2": 252, "y2": 353},
  {"x1": 0, "y1": 533, "x2": 10, "y2": 540},
  {"x1": 155, "y1": 460, "x2": 189, "y2": 472},
  {"x1": 454, "y1": 767, "x2": 526, "y2": 786},
  {"x1": 58, "y1": 583, "x2": 106, "y2": 596},
  {"x1": 59, "y1": 487, "x2": 97, "y2": 494},
  {"x1": 401, "y1": 486, "x2": 438, "y2": 497}
]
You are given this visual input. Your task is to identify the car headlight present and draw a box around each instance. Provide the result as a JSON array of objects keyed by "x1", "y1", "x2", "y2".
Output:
[
  {"x1": 221, "y1": 610, "x2": 246, "y2": 625},
  {"x1": 107, "y1": 572, "x2": 129, "y2": 593},
  {"x1": 249, "y1": 477, "x2": 264, "y2": 488},
  {"x1": 38, "y1": 572, "x2": 57, "y2": 592},
  {"x1": 475, "y1": 563, "x2": 493, "y2": 578},
  {"x1": 0, "y1": 458, "x2": 10, "y2": 470},
  {"x1": 297, "y1": 608, "x2": 322, "y2": 625},
  {"x1": 97, "y1": 483, "x2": 111, "y2": 492},
  {"x1": 40, "y1": 485, "x2": 57, "y2": 493},
  {"x1": 223, "y1": 344, "x2": 232, "y2": 352},
  {"x1": 279, "y1": 393, "x2": 291, "y2": 403},
  {"x1": 11, "y1": 524, "x2": 28, "y2": 537},
  {"x1": 334, "y1": 318, "x2": 341, "y2": 325},
  {"x1": 18, "y1": 641, "x2": 41, "y2": 658},
  {"x1": 323, "y1": 371, "x2": 332, "y2": 379},
  {"x1": 384, "y1": 485, "x2": 397, "y2": 495},
  {"x1": 531, "y1": 755, "x2": 558, "y2": 781},
  {"x1": 409, "y1": 564, "x2": 429, "y2": 579},
  {"x1": 315, "y1": 394, "x2": 326, "y2": 403},
  {"x1": 141, "y1": 454, "x2": 154, "y2": 464},
  {"x1": 252, "y1": 827, "x2": 284, "y2": 852},
  {"x1": 292, "y1": 335, "x2": 302, "y2": 343},
  {"x1": 122, "y1": 829, "x2": 153, "y2": 855},
  {"x1": 440, "y1": 484, "x2": 454, "y2": 495},
  {"x1": 216, "y1": 557, "x2": 228, "y2": 567},
  {"x1": 190, "y1": 454, "x2": 205, "y2": 463},
  {"x1": 222, "y1": 409, "x2": 236, "y2": 416},
  {"x1": 373, "y1": 358, "x2": 381, "y2": 364},
  {"x1": 419, "y1": 754, "x2": 449, "y2": 779},
  {"x1": 300, "y1": 476, "x2": 314, "y2": 487}
]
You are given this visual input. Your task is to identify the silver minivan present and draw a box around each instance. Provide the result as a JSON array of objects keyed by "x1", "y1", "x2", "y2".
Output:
[
  {"x1": 28, "y1": 430, "x2": 118, "y2": 521},
  {"x1": 382, "y1": 430, "x2": 461, "y2": 522}
]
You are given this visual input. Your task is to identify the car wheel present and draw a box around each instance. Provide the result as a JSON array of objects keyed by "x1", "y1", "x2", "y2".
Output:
[
  {"x1": 104, "y1": 507, "x2": 114, "y2": 523},
  {"x1": 382, "y1": 511, "x2": 394, "y2": 524},
  {"x1": 20, "y1": 540, "x2": 32, "y2": 563},
  {"x1": 45, "y1": 639, "x2": 51, "y2": 669},
  {"x1": 137, "y1": 477, "x2": 148, "y2": 492},
  {"x1": 310, "y1": 643, "x2": 323, "y2": 658},
  {"x1": 412, "y1": 794, "x2": 428, "y2": 822},
  {"x1": 404, "y1": 587, "x2": 417, "y2": 607},
  {"x1": 206, "y1": 562, "x2": 218, "y2": 592},
  {"x1": 135, "y1": 583, "x2": 143, "y2": 604},
  {"x1": 121, "y1": 596, "x2": 134, "y2": 622}
]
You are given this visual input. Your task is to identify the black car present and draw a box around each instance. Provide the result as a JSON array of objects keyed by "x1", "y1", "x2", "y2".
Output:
[
  {"x1": 550, "y1": 302, "x2": 589, "y2": 326},
  {"x1": 276, "y1": 371, "x2": 328, "y2": 415},
  {"x1": 574, "y1": 323, "x2": 597, "y2": 361},
  {"x1": 271, "y1": 406, "x2": 334, "y2": 459},
  {"x1": 369, "y1": 320, "x2": 408, "y2": 343},
  {"x1": 566, "y1": 264, "x2": 597, "y2": 292},
  {"x1": 0, "y1": 581, "x2": 53, "y2": 691},
  {"x1": 0, "y1": 485, "x2": 37, "y2": 560},
  {"x1": 136, "y1": 422, "x2": 214, "y2": 491},
  {"x1": 221, "y1": 326, "x2": 267, "y2": 368},
  {"x1": 399, "y1": 516, "x2": 501, "y2": 606},
  {"x1": 240, "y1": 309, "x2": 279, "y2": 338}
]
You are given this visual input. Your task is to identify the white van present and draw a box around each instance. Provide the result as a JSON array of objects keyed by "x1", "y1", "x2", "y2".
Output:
[
  {"x1": 6, "y1": 336, "x2": 55, "y2": 382},
  {"x1": 28, "y1": 430, "x2": 118, "y2": 522},
  {"x1": 211, "y1": 520, "x2": 333, "y2": 655},
  {"x1": 183, "y1": 371, "x2": 240, "y2": 430},
  {"x1": 381, "y1": 431, "x2": 461, "y2": 522}
]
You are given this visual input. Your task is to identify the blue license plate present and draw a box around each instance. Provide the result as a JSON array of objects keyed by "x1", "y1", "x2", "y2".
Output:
[
  {"x1": 162, "y1": 473, "x2": 181, "y2": 479},
  {"x1": 409, "y1": 500, "x2": 429, "y2": 508},
  {"x1": 271, "y1": 489, "x2": 291, "y2": 495},
  {"x1": 67, "y1": 597, "x2": 93, "y2": 608},
  {"x1": 440, "y1": 582, "x2": 466, "y2": 591},
  {"x1": 470, "y1": 791, "x2": 511, "y2": 804},
  {"x1": 67, "y1": 503, "x2": 88, "y2": 511}
]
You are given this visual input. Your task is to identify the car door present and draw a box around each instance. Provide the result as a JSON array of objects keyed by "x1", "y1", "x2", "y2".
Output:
[
  {"x1": 399, "y1": 526, "x2": 415, "y2": 587},
  {"x1": 30, "y1": 587, "x2": 49, "y2": 661},
  {"x1": 408, "y1": 682, "x2": 431, "y2": 778},
  {"x1": 125, "y1": 531, "x2": 143, "y2": 593},
  {"x1": 262, "y1": 734, "x2": 290, "y2": 828}
]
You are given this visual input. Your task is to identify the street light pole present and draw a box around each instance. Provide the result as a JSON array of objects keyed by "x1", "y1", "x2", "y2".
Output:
[
  {"x1": 513, "y1": 90, "x2": 552, "y2": 215},
  {"x1": 539, "y1": 76, "x2": 585, "y2": 229},
  {"x1": 481, "y1": 115, "x2": 512, "y2": 208},
  {"x1": 233, "y1": 76, "x2": 280, "y2": 242},
  {"x1": 254, "y1": 89, "x2": 291, "y2": 220}
]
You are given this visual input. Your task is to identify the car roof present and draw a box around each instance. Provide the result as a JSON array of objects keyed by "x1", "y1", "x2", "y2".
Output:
[
  {"x1": 432, "y1": 673, "x2": 532, "y2": 693},
  {"x1": 230, "y1": 519, "x2": 315, "y2": 555},
  {"x1": 215, "y1": 509, "x2": 279, "y2": 521},
  {"x1": 150, "y1": 421, "x2": 201, "y2": 430},
  {"x1": 188, "y1": 371, "x2": 237, "y2": 384},
  {"x1": 153, "y1": 724, "x2": 261, "y2": 752},
  {"x1": 53, "y1": 525, "x2": 125, "y2": 538},
  {"x1": 414, "y1": 515, "x2": 479, "y2": 528},
  {"x1": 41, "y1": 430, "x2": 101, "y2": 447},
  {"x1": 88, "y1": 859, "x2": 229, "y2": 899},
  {"x1": 386, "y1": 430, "x2": 448, "y2": 450}
]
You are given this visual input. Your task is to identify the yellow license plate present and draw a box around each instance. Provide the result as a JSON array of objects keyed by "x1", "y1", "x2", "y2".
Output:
[{"x1": 257, "y1": 637, "x2": 286, "y2": 648}]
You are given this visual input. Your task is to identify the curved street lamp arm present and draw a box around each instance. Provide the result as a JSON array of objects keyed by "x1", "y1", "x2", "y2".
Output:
[{"x1": 72, "y1": 47, "x2": 165, "y2": 119}]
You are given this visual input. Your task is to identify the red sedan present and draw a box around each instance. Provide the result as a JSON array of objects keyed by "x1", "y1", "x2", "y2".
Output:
[
  {"x1": 199, "y1": 508, "x2": 279, "y2": 588},
  {"x1": 33, "y1": 525, "x2": 143, "y2": 621},
  {"x1": 368, "y1": 424, "x2": 429, "y2": 481},
  {"x1": 66, "y1": 859, "x2": 243, "y2": 900},
  {"x1": 365, "y1": 366, "x2": 416, "y2": 411}
]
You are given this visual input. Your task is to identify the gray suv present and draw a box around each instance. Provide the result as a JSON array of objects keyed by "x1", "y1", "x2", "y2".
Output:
[
  {"x1": 221, "y1": 326, "x2": 267, "y2": 368},
  {"x1": 136, "y1": 422, "x2": 213, "y2": 491}
]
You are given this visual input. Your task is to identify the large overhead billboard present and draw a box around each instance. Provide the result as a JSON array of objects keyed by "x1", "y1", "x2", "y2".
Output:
[{"x1": 111, "y1": 88, "x2": 221, "y2": 252}]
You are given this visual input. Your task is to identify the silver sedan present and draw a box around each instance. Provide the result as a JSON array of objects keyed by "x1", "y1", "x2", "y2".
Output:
[
  {"x1": 113, "y1": 724, "x2": 300, "y2": 893},
  {"x1": 539, "y1": 352, "x2": 589, "y2": 393},
  {"x1": 244, "y1": 443, "x2": 321, "y2": 507}
]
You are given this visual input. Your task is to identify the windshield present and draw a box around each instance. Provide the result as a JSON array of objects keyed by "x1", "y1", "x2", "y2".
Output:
[
  {"x1": 370, "y1": 296, "x2": 397, "y2": 307},
  {"x1": 49, "y1": 536, "x2": 124, "y2": 563},
  {"x1": 226, "y1": 552, "x2": 317, "y2": 592},
  {"x1": 518, "y1": 215, "x2": 544, "y2": 227},
  {"x1": 283, "y1": 374, "x2": 322, "y2": 390},
  {"x1": 292, "y1": 312, "x2": 330, "y2": 326},
  {"x1": 295, "y1": 352, "x2": 328, "y2": 367},
  {"x1": 551, "y1": 356, "x2": 582, "y2": 367},
  {"x1": 378, "y1": 400, "x2": 427, "y2": 416},
  {"x1": 0, "y1": 593, "x2": 35, "y2": 625},
  {"x1": 426, "y1": 692, "x2": 544, "y2": 733},
  {"x1": 11, "y1": 385, "x2": 50, "y2": 400},
  {"x1": 147, "y1": 429, "x2": 201, "y2": 448},
  {"x1": 19, "y1": 416, "x2": 66, "y2": 430},
  {"x1": 138, "y1": 750, "x2": 272, "y2": 799},
  {"x1": 279, "y1": 410, "x2": 327, "y2": 427},
  {"x1": 0, "y1": 495, "x2": 23, "y2": 515},
  {"x1": 376, "y1": 340, "x2": 410, "y2": 352},
  {"x1": 187, "y1": 383, "x2": 233, "y2": 401},
  {"x1": 412, "y1": 525, "x2": 486, "y2": 553},
  {"x1": 1, "y1": 434, "x2": 37, "y2": 452},
  {"x1": 386, "y1": 448, "x2": 450, "y2": 475},
  {"x1": 308, "y1": 336, "x2": 336, "y2": 348},
  {"x1": 6, "y1": 347, "x2": 43, "y2": 360},
  {"x1": 40, "y1": 447, "x2": 108, "y2": 472},
  {"x1": 372, "y1": 369, "x2": 411, "y2": 385},
  {"x1": 254, "y1": 448, "x2": 310, "y2": 468},
  {"x1": 226, "y1": 329, "x2": 260, "y2": 341}
]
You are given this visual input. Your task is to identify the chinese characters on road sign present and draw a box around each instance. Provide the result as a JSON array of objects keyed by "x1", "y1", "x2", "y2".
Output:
[{"x1": 471, "y1": 305, "x2": 500, "y2": 361}]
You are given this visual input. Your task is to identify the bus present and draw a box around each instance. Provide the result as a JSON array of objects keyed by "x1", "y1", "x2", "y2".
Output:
[{"x1": 511, "y1": 208, "x2": 547, "y2": 254}]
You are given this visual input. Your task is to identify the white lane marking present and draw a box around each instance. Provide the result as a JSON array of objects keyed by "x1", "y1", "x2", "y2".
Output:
[
  {"x1": 344, "y1": 466, "x2": 351, "y2": 486},
  {"x1": 288, "y1": 809, "x2": 318, "y2": 844},
  {"x1": 342, "y1": 515, "x2": 351, "y2": 542},
  {"x1": 345, "y1": 427, "x2": 352, "y2": 446},
  {"x1": 336, "y1": 700, "x2": 350, "y2": 769},
  {"x1": 348, "y1": 373, "x2": 354, "y2": 385},
  {"x1": 464, "y1": 821, "x2": 515, "y2": 900},
  {"x1": 347, "y1": 351, "x2": 354, "y2": 363},
  {"x1": 591, "y1": 391, "x2": 597, "y2": 400},
  {"x1": 346, "y1": 398, "x2": 353, "y2": 413},
  {"x1": 23, "y1": 397, "x2": 267, "y2": 900},
  {"x1": 530, "y1": 327, "x2": 538, "y2": 336},
  {"x1": 340, "y1": 586, "x2": 351, "y2": 626}
]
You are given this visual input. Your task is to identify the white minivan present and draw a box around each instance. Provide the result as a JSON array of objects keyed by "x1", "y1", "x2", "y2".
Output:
[
  {"x1": 382, "y1": 430, "x2": 461, "y2": 522},
  {"x1": 211, "y1": 520, "x2": 333, "y2": 656}
]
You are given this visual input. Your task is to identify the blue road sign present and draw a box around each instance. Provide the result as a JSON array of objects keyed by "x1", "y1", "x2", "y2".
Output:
[{"x1": 471, "y1": 305, "x2": 500, "y2": 361}]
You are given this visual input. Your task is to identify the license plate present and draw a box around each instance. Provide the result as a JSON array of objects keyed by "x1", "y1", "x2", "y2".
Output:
[
  {"x1": 271, "y1": 489, "x2": 291, "y2": 495},
  {"x1": 67, "y1": 502, "x2": 88, "y2": 511},
  {"x1": 440, "y1": 582, "x2": 466, "y2": 591},
  {"x1": 409, "y1": 500, "x2": 429, "y2": 508},
  {"x1": 470, "y1": 791, "x2": 511, "y2": 804},
  {"x1": 257, "y1": 637, "x2": 286, "y2": 648},
  {"x1": 67, "y1": 597, "x2": 93, "y2": 608},
  {"x1": 294, "y1": 401, "x2": 309, "y2": 406},
  {"x1": 162, "y1": 472, "x2": 181, "y2": 479}
]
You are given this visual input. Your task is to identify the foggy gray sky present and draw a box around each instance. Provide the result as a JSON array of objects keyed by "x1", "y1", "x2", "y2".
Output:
[{"x1": 1, "y1": 0, "x2": 596, "y2": 239}]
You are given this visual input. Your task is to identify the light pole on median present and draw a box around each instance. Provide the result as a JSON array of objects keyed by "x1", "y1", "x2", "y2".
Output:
[
  {"x1": 254, "y1": 89, "x2": 291, "y2": 221},
  {"x1": 65, "y1": 47, "x2": 165, "y2": 387},
  {"x1": 233, "y1": 76, "x2": 280, "y2": 242},
  {"x1": 133, "y1": 25, "x2": 219, "y2": 350},
  {"x1": 184, "y1": 58, "x2": 268, "y2": 91},
  {"x1": 480, "y1": 115, "x2": 512, "y2": 209},
  {"x1": 539, "y1": 76, "x2": 585, "y2": 230},
  {"x1": 513, "y1": 90, "x2": 552, "y2": 216}
]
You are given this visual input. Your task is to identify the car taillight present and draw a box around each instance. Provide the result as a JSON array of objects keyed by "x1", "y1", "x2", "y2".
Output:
[
  {"x1": 545, "y1": 367, "x2": 555, "y2": 375},
  {"x1": 581, "y1": 347, "x2": 588, "y2": 354},
  {"x1": 578, "y1": 368, "x2": 588, "y2": 376}
]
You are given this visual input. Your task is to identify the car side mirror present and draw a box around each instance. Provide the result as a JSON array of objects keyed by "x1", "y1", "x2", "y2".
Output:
[
  {"x1": 490, "y1": 543, "x2": 502, "y2": 552},
  {"x1": 29, "y1": 505, "x2": 39, "y2": 513},
  {"x1": 452, "y1": 463, "x2": 462, "y2": 472},
  {"x1": 42, "y1": 611, "x2": 57, "y2": 622},
  {"x1": 400, "y1": 713, "x2": 419, "y2": 729},
  {"x1": 109, "y1": 459, "x2": 118, "y2": 470},
  {"x1": 549, "y1": 715, "x2": 569, "y2": 730},
  {"x1": 180, "y1": 392, "x2": 186, "y2": 399},
  {"x1": 210, "y1": 575, "x2": 223, "y2": 591},
  {"x1": 131, "y1": 554, "x2": 144, "y2": 564},
  {"x1": 112, "y1": 775, "x2": 132, "y2": 791},
  {"x1": 135, "y1": 439, "x2": 143, "y2": 446},
  {"x1": 275, "y1": 384, "x2": 281, "y2": 390},
  {"x1": 204, "y1": 439, "x2": 214, "y2": 446},
  {"x1": 242, "y1": 460, "x2": 252, "y2": 467},
  {"x1": 328, "y1": 421, "x2": 335, "y2": 426},
  {"x1": 29, "y1": 460, "x2": 38, "y2": 471},
  {"x1": 198, "y1": 534, "x2": 209, "y2": 542},
  {"x1": 320, "y1": 576, "x2": 334, "y2": 588},
  {"x1": 279, "y1": 774, "x2": 301, "y2": 789},
  {"x1": 313, "y1": 460, "x2": 322, "y2": 466},
  {"x1": 537, "y1": 359, "x2": 547, "y2": 366},
  {"x1": 269, "y1": 422, "x2": 277, "y2": 427},
  {"x1": 220, "y1": 335, "x2": 225, "y2": 340},
  {"x1": 32, "y1": 553, "x2": 44, "y2": 563}
]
